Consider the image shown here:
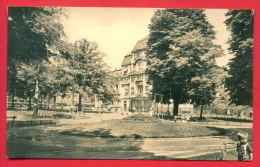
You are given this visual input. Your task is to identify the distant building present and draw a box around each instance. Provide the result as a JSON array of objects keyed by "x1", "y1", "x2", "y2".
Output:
[
  {"x1": 115, "y1": 37, "x2": 194, "y2": 114},
  {"x1": 119, "y1": 37, "x2": 153, "y2": 112}
]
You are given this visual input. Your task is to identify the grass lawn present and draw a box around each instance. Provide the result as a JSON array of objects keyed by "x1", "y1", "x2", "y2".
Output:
[
  {"x1": 8, "y1": 113, "x2": 252, "y2": 140},
  {"x1": 56, "y1": 118, "x2": 252, "y2": 140},
  {"x1": 59, "y1": 119, "x2": 216, "y2": 138}
]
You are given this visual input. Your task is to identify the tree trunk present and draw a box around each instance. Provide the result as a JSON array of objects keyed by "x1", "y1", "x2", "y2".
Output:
[
  {"x1": 173, "y1": 100, "x2": 179, "y2": 116},
  {"x1": 200, "y1": 104, "x2": 204, "y2": 119},
  {"x1": 39, "y1": 95, "x2": 42, "y2": 109},
  {"x1": 33, "y1": 64, "x2": 40, "y2": 116},
  {"x1": 28, "y1": 97, "x2": 32, "y2": 110},
  {"x1": 33, "y1": 78, "x2": 40, "y2": 116},
  {"x1": 71, "y1": 92, "x2": 75, "y2": 105},
  {"x1": 78, "y1": 93, "x2": 82, "y2": 112},
  {"x1": 53, "y1": 95, "x2": 56, "y2": 105},
  {"x1": 9, "y1": 65, "x2": 16, "y2": 110},
  {"x1": 47, "y1": 96, "x2": 50, "y2": 109},
  {"x1": 156, "y1": 102, "x2": 159, "y2": 115},
  {"x1": 11, "y1": 90, "x2": 15, "y2": 110}
]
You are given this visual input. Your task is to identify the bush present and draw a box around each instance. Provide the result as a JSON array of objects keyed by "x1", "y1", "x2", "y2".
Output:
[
  {"x1": 123, "y1": 114, "x2": 160, "y2": 122},
  {"x1": 210, "y1": 104, "x2": 252, "y2": 117},
  {"x1": 53, "y1": 113, "x2": 73, "y2": 119},
  {"x1": 189, "y1": 117, "x2": 212, "y2": 122}
]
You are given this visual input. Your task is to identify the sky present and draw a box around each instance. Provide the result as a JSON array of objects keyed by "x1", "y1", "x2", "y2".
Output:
[{"x1": 62, "y1": 8, "x2": 232, "y2": 69}]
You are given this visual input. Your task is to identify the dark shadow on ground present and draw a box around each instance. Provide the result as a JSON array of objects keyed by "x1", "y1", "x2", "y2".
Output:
[
  {"x1": 60, "y1": 128, "x2": 115, "y2": 138},
  {"x1": 7, "y1": 126, "x2": 172, "y2": 160}
]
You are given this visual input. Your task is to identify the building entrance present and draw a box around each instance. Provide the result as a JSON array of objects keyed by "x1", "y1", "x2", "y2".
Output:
[
  {"x1": 123, "y1": 101, "x2": 127, "y2": 111},
  {"x1": 130, "y1": 98, "x2": 152, "y2": 113}
]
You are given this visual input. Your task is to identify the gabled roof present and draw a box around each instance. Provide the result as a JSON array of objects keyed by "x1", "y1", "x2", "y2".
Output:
[
  {"x1": 131, "y1": 37, "x2": 148, "y2": 52},
  {"x1": 121, "y1": 37, "x2": 148, "y2": 66},
  {"x1": 121, "y1": 54, "x2": 132, "y2": 66}
]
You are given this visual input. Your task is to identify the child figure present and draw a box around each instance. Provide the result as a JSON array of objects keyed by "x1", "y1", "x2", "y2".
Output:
[{"x1": 237, "y1": 132, "x2": 253, "y2": 161}]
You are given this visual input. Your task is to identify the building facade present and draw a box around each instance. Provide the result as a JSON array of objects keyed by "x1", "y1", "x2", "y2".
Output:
[{"x1": 119, "y1": 37, "x2": 153, "y2": 112}]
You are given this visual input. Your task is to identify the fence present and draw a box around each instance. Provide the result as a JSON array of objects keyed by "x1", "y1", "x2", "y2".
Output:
[
  {"x1": 216, "y1": 142, "x2": 237, "y2": 160},
  {"x1": 192, "y1": 121, "x2": 244, "y2": 126},
  {"x1": 7, "y1": 119, "x2": 55, "y2": 127},
  {"x1": 216, "y1": 142, "x2": 253, "y2": 160}
]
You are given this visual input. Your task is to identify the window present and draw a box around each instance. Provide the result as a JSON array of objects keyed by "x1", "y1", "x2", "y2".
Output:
[
  {"x1": 131, "y1": 87, "x2": 135, "y2": 95},
  {"x1": 138, "y1": 85, "x2": 143, "y2": 94},
  {"x1": 136, "y1": 74, "x2": 143, "y2": 81},
  {"x1": 125, "y1": 88, "x2": 129, "y2": 96},
  {"x1": 123, "y1": 77, "x2": 129, "y2": 84},
  {"x1": 145, "y1": 86, "x2": 149, "y2": 93},
  {"x1": 139, "y1": 62, "x2": 143, "y2": 70},
  {"x1": 131, "y1": 76, "x2": 135, "y2": 83},
  {"x1": 123, "y1": 69, "x2": 128, "y2": 75},
  {"x1": 145, "y1": 74, "x2": 149, "y2": 81},
  {"x1": 124, "y1": 101, "x2": 127, "y2": 111}
]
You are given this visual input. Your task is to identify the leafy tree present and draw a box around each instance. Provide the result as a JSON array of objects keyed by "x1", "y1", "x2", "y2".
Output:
[
  {"x1": 8, "y1": 7, "x2": 67, "y2": 62},
  {"x1": 95, "y1": 72, "x2": 118, "y2": 105},
  {"x1": 146, "y1": 9, "x2": 218, "y2": 116},
  {"x1": 174, "y1": 31, "x2": 223, "y2": 118},
  {"x1": 16, "y1": 56, "x2": 70, "y2": 110},
  {"x1": 63, "y1": 39, "x2": 115, "y2": 112},
  {"x1": 8, "y1": 7, "x2": 67, "y2": 114},
  {"x1": 225, "y1": 10, "x2": 253, "y2": 106},
  {"x1": 210, "y1": 67, "x2": 231, "y2": 115},
  {"x1": 15, "y1": 62, "x2": 36, "y2": 109}
]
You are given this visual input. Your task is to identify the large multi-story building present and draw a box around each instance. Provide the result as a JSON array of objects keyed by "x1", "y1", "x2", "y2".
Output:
[
  {"x1": 116, "y1": 37, "x2": 193, "y2": 114},
  {"x1": 119, "y1": 37, "x2": 153, "y2": 112}
]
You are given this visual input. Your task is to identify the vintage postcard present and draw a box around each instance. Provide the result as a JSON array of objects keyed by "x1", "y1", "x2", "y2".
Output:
[{"x1": 6, "y1": 7, "x2": 253, "y2": 161}]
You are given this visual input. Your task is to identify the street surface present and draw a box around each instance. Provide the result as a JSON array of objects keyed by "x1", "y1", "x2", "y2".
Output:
[
  {"x1": 7, "y1": 132, "x2": 235, "y2": 160},
  {"x1": 7, "y1": 111, "x2": 251, "y2": 160}
]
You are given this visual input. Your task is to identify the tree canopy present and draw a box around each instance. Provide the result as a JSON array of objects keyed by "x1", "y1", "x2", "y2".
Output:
[
  {"x1": 8, "y1": 7, "x2": 67, "y2": 110},
  {"x1": 225, "y1": 9, "x2": 253, "y2": 106},
  {"x1": 146, "y1": 9, "x2": 223, "y2": 116},
  {"x1": 58, "y1": 39, "x2": 115, "y2": 111},
  {"x1": 8, "y1": 7, "x2": 67, "y2": 62}
]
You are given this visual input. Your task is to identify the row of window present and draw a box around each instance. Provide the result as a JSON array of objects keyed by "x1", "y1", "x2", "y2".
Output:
[
  {"x1": 133, "y1": 50, "x2": 145, "y2": 57},
  {"x1": 123, "y1": 61, "x2": 146, "y2": 75},
  {"x1": 132, "y1": 74, "x2": 144, "y2": 82},
  {"x1": 124, "y1": 85, "x2": 143, "y2": 96},
  {"x1": 124, "y1": 85, "x2": 150, "y2": 97},
  {"x1": 122, "y1": 74, "x2": 146, "y2": 84}
]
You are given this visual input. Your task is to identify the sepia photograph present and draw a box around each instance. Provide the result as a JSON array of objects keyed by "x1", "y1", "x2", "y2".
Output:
[{"x1": 6, "y1": 7, "x2": 253, "y2": 160}]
